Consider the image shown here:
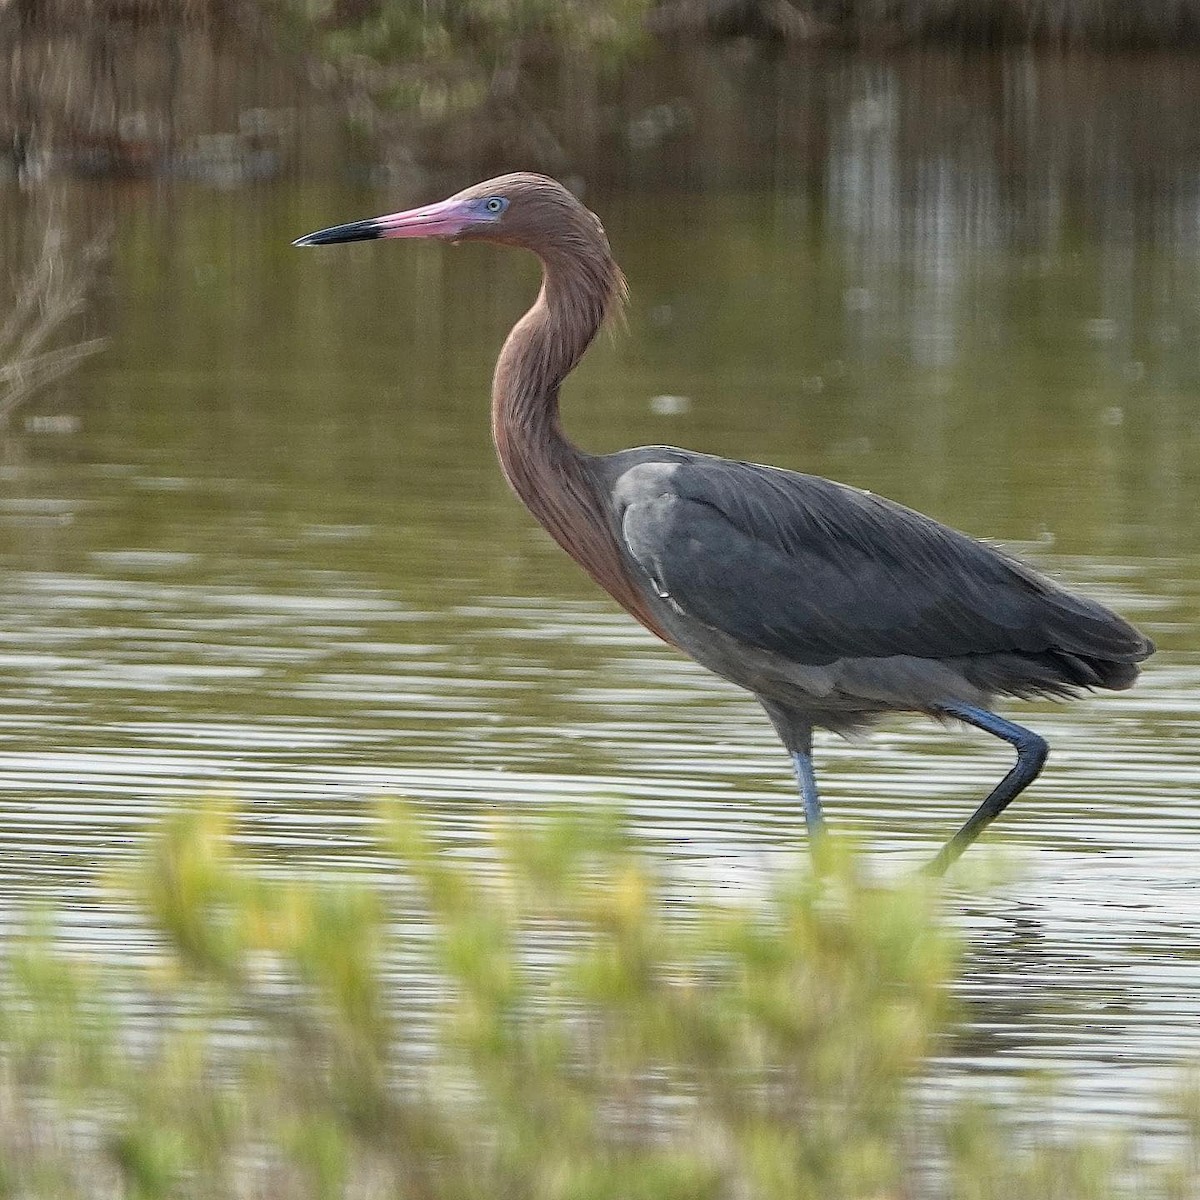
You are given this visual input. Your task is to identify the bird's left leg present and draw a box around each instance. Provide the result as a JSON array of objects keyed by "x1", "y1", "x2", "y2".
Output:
[{"x1": 927, "y1": 702, "x2": 1048, "y2": 875}]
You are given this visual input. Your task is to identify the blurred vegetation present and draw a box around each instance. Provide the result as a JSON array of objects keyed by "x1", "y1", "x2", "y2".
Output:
[
  {"x1": 272, "y1": 0, "x2": 653, "y2": 173},
  {"x1": 0, "y1": 193, "x2": 108, "y2": 426},
  {"x1": 290, "y1": 0, "x2": 651, "y2": 79},
  {"x1": 0, "y1": 213, "x2": 106, "y2": 423},
  {"x1": 645, "y1": 0, "x2": 1200, "y2": 45},
  {"x1": 273, "y1": 0, "x2": 1200, "y2": 172},
  {"x1": 6, "y1": 0, "x2": 1200, "y2": 183},
  {"x1": 1, "y1": 800, "x2": 1199, "y2": 1198}
]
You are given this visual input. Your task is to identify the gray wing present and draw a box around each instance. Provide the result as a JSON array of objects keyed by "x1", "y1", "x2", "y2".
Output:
[{"x1": 605, "y1": 450, "x2": 1151, "y2": 669}]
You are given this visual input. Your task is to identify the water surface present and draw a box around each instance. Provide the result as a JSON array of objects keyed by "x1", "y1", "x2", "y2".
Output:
[{"x1": 0, "y1": 163, "x2": 1196, "y2": 1125}]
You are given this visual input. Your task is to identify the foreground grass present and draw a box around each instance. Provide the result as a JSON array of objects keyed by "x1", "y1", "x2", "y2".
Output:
[{"x1": 0, "y1": 802, "x2": 1198, "y2": 1199}]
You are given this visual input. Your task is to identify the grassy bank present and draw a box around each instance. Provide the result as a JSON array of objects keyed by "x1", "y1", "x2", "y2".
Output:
[{"x1": 1, "y1": 800, "x2": 1199, "y2": 1198}]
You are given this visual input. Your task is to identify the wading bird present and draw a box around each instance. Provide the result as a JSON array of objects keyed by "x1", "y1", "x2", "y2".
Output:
[{"x1": 295, "y1": 174, "x2": 1153, "y2": 872}]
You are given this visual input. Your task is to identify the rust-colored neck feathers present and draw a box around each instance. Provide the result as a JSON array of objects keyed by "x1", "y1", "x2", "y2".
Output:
[{"x1": 490, "y1": 197, "x2": 669, "y2": 642}]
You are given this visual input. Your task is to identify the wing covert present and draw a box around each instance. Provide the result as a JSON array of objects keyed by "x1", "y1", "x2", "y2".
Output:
[{"x1": 612, "y1": 454, "x2": 1147, "y2": 667}]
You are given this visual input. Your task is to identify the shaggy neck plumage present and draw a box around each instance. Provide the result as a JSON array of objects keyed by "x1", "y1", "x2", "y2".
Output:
[
  {"x1": 491, "y1": 250, "x2": 614, "y2": 503},
  {"x1": 490, "y1": 241, "x2": 670, "y2": 641}
]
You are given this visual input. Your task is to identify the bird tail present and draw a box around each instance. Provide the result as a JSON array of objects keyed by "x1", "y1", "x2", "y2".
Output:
[{"x1": 958, "y1": 640, "x2": 1152, "y2": 701}]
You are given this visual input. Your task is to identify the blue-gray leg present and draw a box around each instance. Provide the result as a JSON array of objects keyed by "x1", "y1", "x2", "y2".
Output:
[
  {"x1": 790, "y1": 749, "x2": 825, "y2": 838},
  {"x1": 928, "y1": 703, "x2": 1049, "y2": 875},
  {"x1": 758, "y1": 701, "x2": 825, "y2": 852}
]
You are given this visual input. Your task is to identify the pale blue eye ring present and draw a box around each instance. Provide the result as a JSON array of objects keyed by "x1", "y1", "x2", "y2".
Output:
[{"x1": 485, "y1": 197, "x2": 506, "y2": 214}]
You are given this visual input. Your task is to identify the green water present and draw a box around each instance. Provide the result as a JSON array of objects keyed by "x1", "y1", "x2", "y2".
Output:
[{"x1": 0, "y1": 175, "x2": 1196, "y2": 1123}]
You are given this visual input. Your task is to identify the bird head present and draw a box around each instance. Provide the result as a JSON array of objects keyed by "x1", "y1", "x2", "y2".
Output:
[{"x1": 293, "y1": 173, "x2": 605, "y2": 256}]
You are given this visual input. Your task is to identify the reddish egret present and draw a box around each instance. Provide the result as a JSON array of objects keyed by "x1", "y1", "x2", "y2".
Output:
[{"x1": 296, "y1": 174, "x2": 1153, "y2": 871}]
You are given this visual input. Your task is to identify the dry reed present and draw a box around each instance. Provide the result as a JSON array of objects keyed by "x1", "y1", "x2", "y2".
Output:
[{"x1": 0, "y1": 214, "x2": 107, "y2": 423}]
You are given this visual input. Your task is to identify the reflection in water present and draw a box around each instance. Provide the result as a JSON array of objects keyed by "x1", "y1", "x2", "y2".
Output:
[{"x1": 0, "y1": 60, "x2": 1198, "y2": 1126}]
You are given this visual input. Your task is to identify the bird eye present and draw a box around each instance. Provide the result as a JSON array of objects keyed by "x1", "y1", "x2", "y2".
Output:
[{"x1": 485, "y1": 197, "x2": 506, "y2": 214}]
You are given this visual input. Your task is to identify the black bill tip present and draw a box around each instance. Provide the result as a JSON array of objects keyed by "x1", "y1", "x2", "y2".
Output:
[{"x1": 293, "y1": 218, "x2": 382, "y2": 247}]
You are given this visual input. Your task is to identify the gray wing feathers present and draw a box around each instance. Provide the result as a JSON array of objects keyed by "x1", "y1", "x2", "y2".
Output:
[{"x1": 615, "y1": 456, "x2": 1151, "y2": 669}]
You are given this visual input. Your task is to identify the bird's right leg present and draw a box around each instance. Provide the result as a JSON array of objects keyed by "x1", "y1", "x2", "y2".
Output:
[
  {"x1": 759, "y1": 701, "x2": 824, "y2": 843},
  {"x1": 790, "y1": 747, "x2": 825, "y2": 838}
]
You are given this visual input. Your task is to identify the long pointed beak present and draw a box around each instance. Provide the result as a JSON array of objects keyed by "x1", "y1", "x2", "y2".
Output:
[{"x1": 293, "y1": 198, "x2": 471, "y2": 247}]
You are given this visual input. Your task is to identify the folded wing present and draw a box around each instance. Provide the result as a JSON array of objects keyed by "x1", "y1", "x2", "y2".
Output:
[{"x1": 611, "y1": 453, "x2": 1152, "y2": 672}]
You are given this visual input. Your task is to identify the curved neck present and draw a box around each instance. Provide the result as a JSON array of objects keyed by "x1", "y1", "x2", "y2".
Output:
[
  {"x1": 489, "y1": 248, "x2": 672, "y2": 643},
  {"x1": 490, "y1": 254, "x2": 613, "y2": 499}
]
